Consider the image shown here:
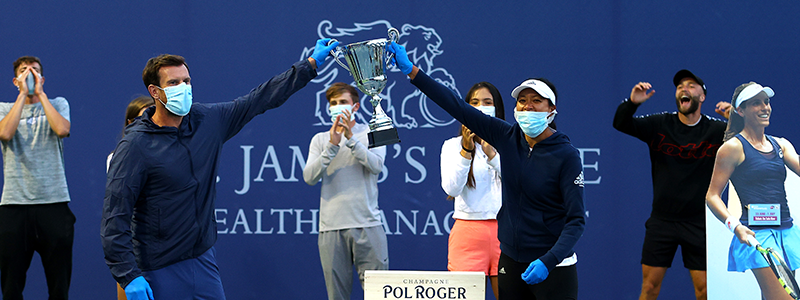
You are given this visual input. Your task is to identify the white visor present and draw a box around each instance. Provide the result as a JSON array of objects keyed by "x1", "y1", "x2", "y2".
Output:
[
  {"x1": 511, "y1": 79, "x2": 556, "y2": 106},
  {"x1": 735, "y1": 83, "x2": 774, "y2": 109}
]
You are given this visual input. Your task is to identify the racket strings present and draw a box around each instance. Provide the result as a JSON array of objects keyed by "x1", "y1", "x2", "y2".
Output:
[
  {"x1": 753, "y1": 233, "x2": 800, "y2": 299},
  {"x1": 774, "y1": 231, "x2": 800, "y2": 297}
]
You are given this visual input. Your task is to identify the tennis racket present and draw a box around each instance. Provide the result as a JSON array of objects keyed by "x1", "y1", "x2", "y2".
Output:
[{"x1": 747, "y1": 235, "x2": 800, "y2": 299}]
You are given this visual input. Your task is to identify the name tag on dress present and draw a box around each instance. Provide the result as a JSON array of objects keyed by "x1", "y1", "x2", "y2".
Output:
[{"x1": 748, "y1": 204, "x2": 780, "y2": 226}]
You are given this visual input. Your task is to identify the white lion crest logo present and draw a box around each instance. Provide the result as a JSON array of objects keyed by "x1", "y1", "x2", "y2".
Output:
[{"x1": 300, "y1": 20, "x2": 458, "y2": 129}]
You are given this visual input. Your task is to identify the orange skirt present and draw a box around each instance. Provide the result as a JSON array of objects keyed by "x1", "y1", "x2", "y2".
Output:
[{"x1": 447, "y1": 219, "x2": 500, "y2": 276}]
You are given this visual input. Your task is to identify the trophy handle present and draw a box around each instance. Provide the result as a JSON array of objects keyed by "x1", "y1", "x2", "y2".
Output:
[
  {"x1": 327, "y1": 38, "x2": 350, "y2": 72},
  {"x1": 388, "y1": 27, "x2": 399, "y2": 43},
  {"x1": 385, "y1": 27, "x2": 400, "y2": 66}
]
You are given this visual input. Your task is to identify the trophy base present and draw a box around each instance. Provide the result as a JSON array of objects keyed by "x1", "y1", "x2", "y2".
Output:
[{"x1": 368, "y1": 127, "x2": 401, "y2": 148}]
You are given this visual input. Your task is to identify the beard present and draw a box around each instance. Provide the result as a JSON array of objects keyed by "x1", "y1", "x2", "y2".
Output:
[{"x1": 675, "y1": 94, "x2": 700, "y2": 115}]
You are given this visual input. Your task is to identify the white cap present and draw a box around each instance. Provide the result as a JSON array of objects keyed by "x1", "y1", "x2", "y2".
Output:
[
  {"x1": 734, "y1": 83, "x2": 774, "y2": 109},
  {"x1": 511, "y1": 79, "x2": 556, "y2": 106}
]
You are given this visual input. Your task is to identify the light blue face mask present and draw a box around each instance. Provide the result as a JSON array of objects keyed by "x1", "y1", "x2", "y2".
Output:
[
  {"x1": 156, "y1": 82, "x2": 193, "y2": 116},
  {"x1": 514, "y1": 110, "x2": 556, "y2": 138},
  {"x1": 26, "y1": 73, "x2": 35, "y2": 96},
  {"x1": 476, "y1": 105, "x2": 496, "y2": 117},
  {"x1": 330, "y1": 104, "x2": 354, "y2": 122}
]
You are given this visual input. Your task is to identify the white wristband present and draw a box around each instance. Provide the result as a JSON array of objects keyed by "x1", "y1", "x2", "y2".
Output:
[{"x1": 725, "y1": 216, "x2": 741, "y2": 233}]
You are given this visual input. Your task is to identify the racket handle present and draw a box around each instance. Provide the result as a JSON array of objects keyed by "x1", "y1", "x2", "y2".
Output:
[{"x1": 746, "y1": 235, "x2": 760, "y2": 247}]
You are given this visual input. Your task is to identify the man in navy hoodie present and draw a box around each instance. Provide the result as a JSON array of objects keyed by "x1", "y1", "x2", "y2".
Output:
[
  {"x1": 388, "y1": 42, "x2": 585, "y2": 299},
  {"x1": 102, "y1": 39, "x2": 338, "y2": 300}
]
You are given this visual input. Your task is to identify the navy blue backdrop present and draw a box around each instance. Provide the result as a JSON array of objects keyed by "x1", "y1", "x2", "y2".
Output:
[{"x1": 1, "y1": 1, "x2": 799, "y2": 299}]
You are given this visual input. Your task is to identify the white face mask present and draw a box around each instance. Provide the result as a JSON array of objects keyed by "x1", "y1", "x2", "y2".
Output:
[
  {"x1": 476, "y1": 105, "x2": 496, "y2": 117},
  {"x1": 329, "y1": 104, "x2": 354, "y2": 122}
]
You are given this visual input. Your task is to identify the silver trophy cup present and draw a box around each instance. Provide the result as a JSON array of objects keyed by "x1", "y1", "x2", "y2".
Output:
[{"x1": 329, "y1": 28, "x2": 401, "y2": 148}]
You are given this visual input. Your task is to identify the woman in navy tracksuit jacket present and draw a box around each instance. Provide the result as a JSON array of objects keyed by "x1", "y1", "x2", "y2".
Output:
[{"x1": 388, "y1": 43, "x2": 585, "y2": 299}]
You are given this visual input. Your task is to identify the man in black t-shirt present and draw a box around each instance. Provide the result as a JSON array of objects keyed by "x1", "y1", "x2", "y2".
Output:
[{"x1": 613, "y1": 70, "x2": 729, "y2": 300}]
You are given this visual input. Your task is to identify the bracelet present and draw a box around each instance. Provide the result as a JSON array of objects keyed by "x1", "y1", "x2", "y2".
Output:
[
  {"x1": 725, "y1": 216, "x2": 741, "y2": 233},
  {"x1": 461, "y1": 145, "x2": 474, "y2": 153}
]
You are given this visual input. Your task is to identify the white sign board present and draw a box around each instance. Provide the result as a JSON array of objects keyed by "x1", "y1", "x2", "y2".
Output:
[{"x1": 364, "y1": 270, "x2": 485, "y2": 300}]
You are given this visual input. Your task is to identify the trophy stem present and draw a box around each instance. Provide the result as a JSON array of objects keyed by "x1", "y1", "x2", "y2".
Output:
[
  {"x1": 369, "y1": 95, "x2": 394, "y2": 131},
  {"x1": 367, "y1": 94, "x2": 401, "y2": 148}
]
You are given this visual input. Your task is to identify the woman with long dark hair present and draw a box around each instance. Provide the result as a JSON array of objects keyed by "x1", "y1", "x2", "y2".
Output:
[
  {"x1": 707, "y1": 82, "x2": 800, "y2": 300},
  {"x1": 106, "y1": 96, "x2": 154, "y2": 171},
  {"x1": 440, "y1": 82, "x2": 504, "y2": 299}
]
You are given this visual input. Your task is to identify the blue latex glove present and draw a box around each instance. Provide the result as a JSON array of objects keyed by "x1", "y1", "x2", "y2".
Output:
[
  {"x1": 521, "y1": 259, "x2": 549, "y2": 285},
  {"x1": 310, "y1": 38, "x2": 339, "y2": 69},
  {"x1": 387, "y1": 42, "x2": 413, "y2": 75},
  {"x1": 125, "y1": 276, "x2": 154, "y2": 300}
]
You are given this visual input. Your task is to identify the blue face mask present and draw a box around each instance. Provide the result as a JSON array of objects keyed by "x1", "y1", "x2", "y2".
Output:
[
  {"x1": 156, "y1": 82, "x2": 193, "y2": 116},
  {"x1": 514, "y1": 110, "x2": 556, "y2": 138},
  {"x1": 476, "y1": 105, "x2": 496, "y2": 117},
  {"x1": 329, "y1": 104, "x2": 354, "y2": 122},
  {"x1": 26, "y1": 73, "x2": 35, "y2": 96}
]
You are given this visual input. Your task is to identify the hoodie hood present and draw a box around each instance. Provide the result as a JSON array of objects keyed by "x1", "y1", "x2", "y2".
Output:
[{"x1": 124, "y1": 105, "x2": 196, "y2": 136}]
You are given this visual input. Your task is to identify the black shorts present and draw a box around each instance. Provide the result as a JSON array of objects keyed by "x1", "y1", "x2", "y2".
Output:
[{"x1": 641, "y1": 217, "x2": 706, "y2": 270}]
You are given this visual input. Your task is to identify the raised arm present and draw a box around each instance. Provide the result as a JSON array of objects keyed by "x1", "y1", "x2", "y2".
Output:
[
  {"x1": 217, "y1": 39, "x2": 339, "y2": 140},
  {"x1": 216, "y1": 59, "x2": 317, "y2": 140},
  {"x1": 0, "y1": 69, "x2": 33, "y2": 141},
  {"x1": 0, "y1": 92, "x2": 27, "y2": 141},
  {"x1": 387, "y1": 42, "x2": 512, "y2": 149},
  {"x1": 31, "y1": 69, "x2": 70, "y2": 137},
  {"x1": 612, "y1": 82, "x2": 656, "y2": 139}
]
